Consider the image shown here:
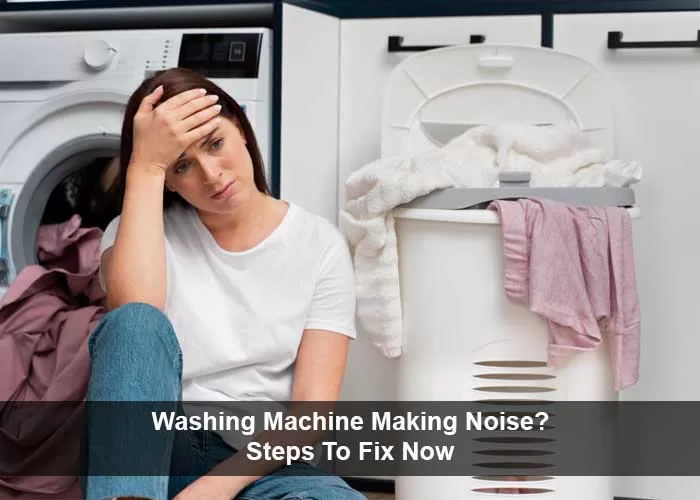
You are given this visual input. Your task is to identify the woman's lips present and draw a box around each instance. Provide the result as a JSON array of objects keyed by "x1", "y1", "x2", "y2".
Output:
[{"x1": 212, "y1": 181, "x2": 235, "y2": 200}]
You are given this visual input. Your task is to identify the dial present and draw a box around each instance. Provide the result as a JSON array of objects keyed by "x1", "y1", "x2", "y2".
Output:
[{"x1": 83, "y1": 40, "x2": 117, "y2": 71}]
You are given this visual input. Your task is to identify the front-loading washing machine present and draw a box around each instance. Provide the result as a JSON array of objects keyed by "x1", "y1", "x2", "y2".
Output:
[{"x1": 0, "y1": 27, "x2": 272, "y2": 292}]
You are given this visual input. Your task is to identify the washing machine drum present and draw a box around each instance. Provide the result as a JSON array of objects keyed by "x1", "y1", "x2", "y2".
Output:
[
  {"x1": 381, "y1": 44, "x2": 614, "y2": 158},
  {"x1": 0, "y1": 93, "x2": 126, "y2": 279}
]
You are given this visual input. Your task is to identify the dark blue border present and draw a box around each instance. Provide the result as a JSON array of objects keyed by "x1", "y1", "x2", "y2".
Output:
[
  {"x1": 286, "y1": 0, "x2": 700, "y2": 18},
  {"x1": 270, "y1": 0, "x2": 282, "y2": 199},
  {"x1": 0, "y1": 0, "x2": 270, "y2": 12},
  {"x1": 2, "y1": 0, "x2": 699, "y2": 15}
]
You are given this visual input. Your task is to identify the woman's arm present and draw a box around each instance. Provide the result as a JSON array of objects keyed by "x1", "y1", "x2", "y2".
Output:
[
  {"x1": 292, "y1": 329, "x2": 350, "y2": 401},
  {"x1": 103, "y1": 86, "x2": 221, "y2": 310},
  {"x1": 103, "y1": 165, "x2": 167, "y2": 310}
]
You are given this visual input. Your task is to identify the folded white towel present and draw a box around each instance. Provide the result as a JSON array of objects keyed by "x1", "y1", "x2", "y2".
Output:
[{"x1": 339, "y1": 123, "x2": 642, "y2": 358}]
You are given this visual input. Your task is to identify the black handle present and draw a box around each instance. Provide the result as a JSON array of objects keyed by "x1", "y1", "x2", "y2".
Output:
[
  {"x1": 387, "y1": 34, "x2": 485, "y2": 52},
  {"x1": 608, "y1": 30, "x2": 700, "y2": 49}
]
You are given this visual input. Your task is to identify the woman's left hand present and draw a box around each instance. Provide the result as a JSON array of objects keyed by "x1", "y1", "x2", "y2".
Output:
[{"x1": 173, "y1": 474, "x2": 242, "y2": 500}]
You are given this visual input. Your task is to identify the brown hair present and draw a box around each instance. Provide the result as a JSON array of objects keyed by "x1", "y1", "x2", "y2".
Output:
[{"x1": 117, "y1": 67, "x2": 269, "y2": 209}]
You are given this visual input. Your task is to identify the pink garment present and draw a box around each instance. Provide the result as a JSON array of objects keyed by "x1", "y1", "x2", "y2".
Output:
[
  {"x1": 0, "y1": 215, "x2": 105, "y2": 499},
  {"x1": 489, "y1": 198, "x2": 641, "y2": 390}
]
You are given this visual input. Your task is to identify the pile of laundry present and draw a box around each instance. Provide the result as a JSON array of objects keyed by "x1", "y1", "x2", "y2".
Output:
[
  {"x1": 0, "y1": 214, "x2": 105, "y2": 499},
  {"x1": 340, "y1": 123, "x2": 642, "y2": 390}
]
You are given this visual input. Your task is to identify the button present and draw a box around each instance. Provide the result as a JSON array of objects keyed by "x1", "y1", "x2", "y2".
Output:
[{"x1": 228, "y1": 41, "x2": 246, "y2": 62}]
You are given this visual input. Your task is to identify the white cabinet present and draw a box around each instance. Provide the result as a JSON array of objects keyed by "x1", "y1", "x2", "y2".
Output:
[
  {"x1": 337, "y1": 16, "x2": 542, "y2": 404},
  {"x1": 554, "y1": 11, "x2": 700, "y2": 500},
  {"x1": 554, "y1": 11, "x2": 700, "y2": 402},
  {"x1": 279, "y1": 4, "x2": 340, "y2": 222}
]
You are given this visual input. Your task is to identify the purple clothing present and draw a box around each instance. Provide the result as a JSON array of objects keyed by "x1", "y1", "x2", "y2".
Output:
[
  {"x1": 489, "y1": 198, "x2": 641, "y2": 390},
  {"x1": 0, "y1": 215, "x2": 105, "y2": 498}
]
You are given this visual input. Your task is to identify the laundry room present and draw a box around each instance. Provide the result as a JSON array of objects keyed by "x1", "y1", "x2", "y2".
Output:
[{"x1": 0, "y1": 1, "x2": 698, "y2": 500}]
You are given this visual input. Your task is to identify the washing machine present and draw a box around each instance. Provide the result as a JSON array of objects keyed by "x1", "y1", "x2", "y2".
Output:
[{"x1": 0, "y1": 27, "x2": 272, "y2": 291}]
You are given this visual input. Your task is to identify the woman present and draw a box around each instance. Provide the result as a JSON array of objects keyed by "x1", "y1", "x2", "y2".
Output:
[{"x1": 83, "y1": 68, "x2": 365, "y2": 500}]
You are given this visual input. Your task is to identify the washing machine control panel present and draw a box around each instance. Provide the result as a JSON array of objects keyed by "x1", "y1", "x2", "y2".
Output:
[{"x1": 178, "y1": 33, "x2": 262, "y2": 79}]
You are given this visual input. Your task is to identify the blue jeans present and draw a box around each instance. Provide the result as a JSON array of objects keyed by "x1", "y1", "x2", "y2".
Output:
[{"x1": 82, "y1": 302, "x2": 366, "y2": 500}]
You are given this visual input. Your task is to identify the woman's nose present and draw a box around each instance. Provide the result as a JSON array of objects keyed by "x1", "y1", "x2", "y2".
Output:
[{"x1": 200, "y1": 160, "x2": 222, "y2": 183}]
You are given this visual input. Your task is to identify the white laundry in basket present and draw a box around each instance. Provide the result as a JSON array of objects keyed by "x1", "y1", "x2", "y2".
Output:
[{"x1": 339, "y1": 123, "x2": 642, "y2": 359}]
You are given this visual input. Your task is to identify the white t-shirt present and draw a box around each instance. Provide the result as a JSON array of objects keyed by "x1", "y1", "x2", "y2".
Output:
[{"x1": 99, "y1": 202, "x2": 357, "y2": 407}]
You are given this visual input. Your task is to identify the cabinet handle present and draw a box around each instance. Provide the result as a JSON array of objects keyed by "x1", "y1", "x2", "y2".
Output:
[
  {"x1": 607, "y1": 30, "x2": 700, "y2": 49},
  {"x1": 387, "y1": 34, "x2": 485, "y2": 52}
]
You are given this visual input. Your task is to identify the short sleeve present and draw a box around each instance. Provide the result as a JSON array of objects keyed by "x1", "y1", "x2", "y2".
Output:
[
  {"x1": 98, "y1": 216, "x2": 120, "y2": 291},
  {"x1": 304, "y1": 229, "x2": 357, "y2": 339}
]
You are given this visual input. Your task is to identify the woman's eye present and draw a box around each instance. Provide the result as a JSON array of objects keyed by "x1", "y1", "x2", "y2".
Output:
[
  {"x1": 209, "y1": 139, "x2": 223, "y2": 151},
  {"x1": 174, "y1": 161, "x2": 191, "y2": 174}
]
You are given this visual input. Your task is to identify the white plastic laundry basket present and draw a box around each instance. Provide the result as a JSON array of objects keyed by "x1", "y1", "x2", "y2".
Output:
[
  {"x1": 393, "y1": 205, "x2": 639, "y2": 500},
  {"x1": 372, "y1": 41, "x2": 641, "y2": 499}
]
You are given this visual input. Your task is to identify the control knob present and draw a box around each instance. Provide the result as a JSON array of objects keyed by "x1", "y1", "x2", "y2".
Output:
[{"x1": 83, "y1": 40, "x2": 117, "y2": 71}]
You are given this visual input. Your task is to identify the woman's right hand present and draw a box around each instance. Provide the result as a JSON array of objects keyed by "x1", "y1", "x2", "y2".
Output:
[{"x1": 129, "y1": 86, "x2": 222, "y2": 174}]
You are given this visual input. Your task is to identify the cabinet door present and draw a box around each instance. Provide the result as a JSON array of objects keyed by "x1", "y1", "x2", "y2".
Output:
[
  {"x1": 555, "y1": 12, "x2": 700, "y2": 402},
  {"x1": 338, "y1": 16, "x2": 542, "y2": 406},
  {"x1": 556, "y1": 14, "x2": 700, "y2": 500},
  {"x1": 280, "y1": 4, "x2": 340, "y2": 221}
]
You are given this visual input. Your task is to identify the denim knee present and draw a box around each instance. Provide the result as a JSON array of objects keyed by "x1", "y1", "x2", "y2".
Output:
[
  {"x1": 89, "y1": 302, "x2": 182, "y2": 372},
  {"x1": 323, "y1": 486, "x2": 367, "y2": 500},
  {"x1": 284, "y1": 486, "x2": 367, "y2": 500}
]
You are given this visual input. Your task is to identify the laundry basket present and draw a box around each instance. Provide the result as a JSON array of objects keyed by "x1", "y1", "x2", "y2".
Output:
[
  {"x1": 368, "y1": 40, "x2": 641, "y2": 499},
  {"x1": 392, "y1": 183, "x2": 639, "y2": 500}
]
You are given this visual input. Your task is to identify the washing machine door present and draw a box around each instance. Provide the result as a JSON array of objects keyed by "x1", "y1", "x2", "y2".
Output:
[
  {"x1": 0, "y1": 90, "x2": 127, "y2": 286},
  {"x1": 381, "y1": 44, "x2": 614, "y2": 158}
]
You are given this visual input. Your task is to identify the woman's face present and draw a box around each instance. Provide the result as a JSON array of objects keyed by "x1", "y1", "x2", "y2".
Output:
[{"x1": 164, "y1": 117, "x2": 256, "y2": 214}]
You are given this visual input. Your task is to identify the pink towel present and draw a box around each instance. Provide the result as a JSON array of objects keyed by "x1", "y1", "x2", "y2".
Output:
[{"x1": 489, "y1": 198, "x2": 640, "y2": 390}]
